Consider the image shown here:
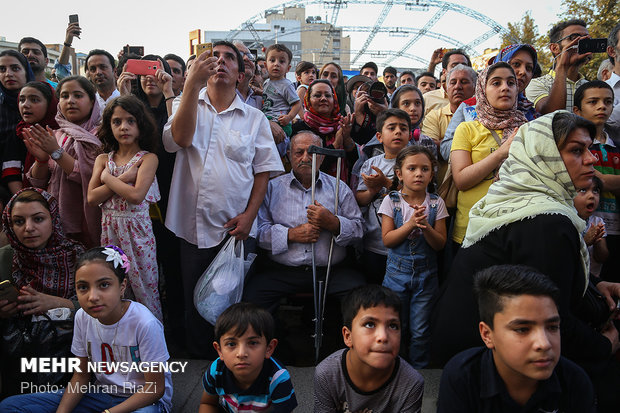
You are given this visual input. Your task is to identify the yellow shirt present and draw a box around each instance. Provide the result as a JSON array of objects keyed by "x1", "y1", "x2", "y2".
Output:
[
  {"x1": 450, "y1": 120, "x2": 503, "y2": 243},
  {"x1": 423, "y1": 88, "x2": 449, "y2": 116}
]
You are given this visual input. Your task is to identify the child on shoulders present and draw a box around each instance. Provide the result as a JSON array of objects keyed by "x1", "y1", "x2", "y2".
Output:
[
  {"x1": 314, "y1": 285, "x2": 424, "y2": 412},
  {"x1": 262, "y1": 44, "x2": 301, "y2": 140},
  {"x1": 200, "y1": 302, "x2": 297, "y2": 413}
]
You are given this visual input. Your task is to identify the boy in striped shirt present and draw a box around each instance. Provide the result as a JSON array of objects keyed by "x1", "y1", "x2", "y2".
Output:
[{"x1": 200, "y1": 303, "x2": 297, "y2": 412}]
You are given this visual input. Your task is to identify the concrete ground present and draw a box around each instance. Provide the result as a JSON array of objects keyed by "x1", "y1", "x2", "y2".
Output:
[
  {"x1": 170, "y1": 359, "x2": 441, "y2": 412},
  {"x1": 167, "y1": 298, "x2": 442, "y2": 412}
]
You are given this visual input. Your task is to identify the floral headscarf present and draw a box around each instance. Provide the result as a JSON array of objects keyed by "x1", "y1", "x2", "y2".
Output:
[
  {"x1": 475, "y1": 63, "x2": 528, "y2": 136},
  {"x1": 2, "y1": 187, "x2": 85, "y2": 299}
]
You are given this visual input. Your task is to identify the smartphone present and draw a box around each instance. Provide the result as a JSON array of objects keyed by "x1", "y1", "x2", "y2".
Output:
[
  {"x1": 195, "y1": 42, "x2": 213, "y2": 58},
  {"x1": 0, "y1": 280, "x2": 19, "y2": 304},
  {"x1": 126, "y1": 59, "x2": 162, "y2": 76},
  {"x1": 578, "y1": 38, "x2": 607, "y2": 54},
  {"x1": 123, "y1": 45, "x2": 145, "y2": 57},
  {"x1": 69, "y1": 14, "x2": 79, "y2": 24}
]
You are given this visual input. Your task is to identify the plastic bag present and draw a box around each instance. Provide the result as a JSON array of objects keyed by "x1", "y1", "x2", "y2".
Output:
[{"x1": 194, "y1": 236, "x2": 256, "y2": 324}]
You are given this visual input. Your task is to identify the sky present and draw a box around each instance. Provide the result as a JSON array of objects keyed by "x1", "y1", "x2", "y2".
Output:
[{"x1": 2, "y1": 0, "x2": 565, "y2": 69}]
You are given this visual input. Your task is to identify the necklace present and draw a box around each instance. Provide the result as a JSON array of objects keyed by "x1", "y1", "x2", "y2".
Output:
[{"x1": 95, "y1": 301, "x2": 129, "y2": 347}]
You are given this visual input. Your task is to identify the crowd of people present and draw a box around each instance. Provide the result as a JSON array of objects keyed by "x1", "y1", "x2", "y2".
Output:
[{"x1": 0, "y1": 16, "x2": 619, "y2": 412}]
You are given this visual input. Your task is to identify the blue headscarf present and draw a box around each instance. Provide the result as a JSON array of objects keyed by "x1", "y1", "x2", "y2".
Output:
[
  {"x1": 493, "y1": 44, "x2": 539, "y2": 120},
  {"x1": 493, "y1": 43, "x2": 538, "y2": 68}
]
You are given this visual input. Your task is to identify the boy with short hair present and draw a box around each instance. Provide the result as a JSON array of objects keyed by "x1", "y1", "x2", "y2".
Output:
[
  {"x1": 199, "y1": 302, "x2": 297, "y2": 413},
  {"x1": 355, "y1": 109, "x2": 412, "y2": 284},
  {"x1": 262, "y1": 44, "x2": 301, "y2": 138},
  {"x1": 573, "y1": 80, "x2": 619, "y2": 282},
  {"x1": 437, "y1": 265, "x2": 595, "y2": 412},
  {"x1": 314, "y1": 285, "x2": 424, "y2": 412}
]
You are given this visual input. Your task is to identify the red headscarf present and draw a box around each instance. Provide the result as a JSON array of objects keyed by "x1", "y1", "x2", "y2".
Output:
[{"x1": 303, "y1": 80, "x2": 342, "y2": 137}]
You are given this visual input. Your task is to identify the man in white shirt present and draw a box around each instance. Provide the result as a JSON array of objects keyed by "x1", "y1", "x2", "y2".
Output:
[
  {"x1": 162, "y1": 41, "x2": 283, "y2": 357},
  {"x1": 606, "y1": 23, "x2": 620, "y2": 140}
]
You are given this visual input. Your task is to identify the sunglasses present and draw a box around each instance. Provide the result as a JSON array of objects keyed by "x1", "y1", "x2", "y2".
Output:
[{"x1": 555, "y1": 33, "x2": 584, "y2": 44}]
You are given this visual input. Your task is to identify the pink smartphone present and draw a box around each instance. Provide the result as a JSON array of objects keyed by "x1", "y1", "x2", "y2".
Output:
[{"x1": 126, "y1": 59, "x2": 162, "y2": 76}]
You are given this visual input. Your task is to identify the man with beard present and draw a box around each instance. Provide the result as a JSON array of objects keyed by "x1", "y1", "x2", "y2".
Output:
[
  {"x1": 526, "y1": 19, "x2": 591, "y2": 114},
  {"x1": 383, "y1": 66, "x2": 397, "y2": 100},
  {"x1": 18, "y1": 37, "x2": 55, "y2": 87}
]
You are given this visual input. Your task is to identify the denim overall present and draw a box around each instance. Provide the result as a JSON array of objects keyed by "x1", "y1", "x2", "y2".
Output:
[{"x1": 382, "y1": 191, "x2": 439, "y2": 369}]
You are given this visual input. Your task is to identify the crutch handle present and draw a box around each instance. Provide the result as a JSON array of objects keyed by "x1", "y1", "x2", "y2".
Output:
[{"x1": 308, "y1": 145, "x2": 346, "y2": 158}]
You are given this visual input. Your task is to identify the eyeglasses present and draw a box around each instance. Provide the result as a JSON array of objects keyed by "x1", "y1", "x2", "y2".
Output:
[
  {"x1": 555, "y1": 32, "x2": 584, "y2": 44},
  {"x1": 242, "y1": 52, "x2": 256, "y2": 62}
]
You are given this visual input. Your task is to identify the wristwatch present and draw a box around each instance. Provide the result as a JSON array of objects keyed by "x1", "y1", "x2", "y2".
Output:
[{"x1": 51, "y1": 147, "x2": 64, "y2": 161}]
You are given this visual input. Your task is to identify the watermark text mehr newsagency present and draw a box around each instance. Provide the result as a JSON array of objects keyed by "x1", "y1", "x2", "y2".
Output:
[{"x1": 21, "y1": 358, "x2": 188, "y2": 374}]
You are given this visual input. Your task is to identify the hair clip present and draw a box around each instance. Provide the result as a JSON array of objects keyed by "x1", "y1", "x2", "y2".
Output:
[{"x1": 102, "y1": 245, "x2": 130, "y2": 274}]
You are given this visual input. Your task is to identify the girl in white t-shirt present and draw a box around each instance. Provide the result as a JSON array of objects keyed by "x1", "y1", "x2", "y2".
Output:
[{"x1": 0, "y1": 245, "x2": 173, "y2": 413}]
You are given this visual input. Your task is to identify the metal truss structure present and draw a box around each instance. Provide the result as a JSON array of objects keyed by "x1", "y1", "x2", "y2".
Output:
[{"x1": 226, "y1": 0, "x2": 517, "y2": 67}]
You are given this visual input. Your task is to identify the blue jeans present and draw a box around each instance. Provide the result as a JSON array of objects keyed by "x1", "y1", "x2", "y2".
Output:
[
  {"x1": 383, "y1": 262, "x2": 437, "y2": 369},
  {"x1": 0, "y1": 390, "x2": 164, "y2": 413}
]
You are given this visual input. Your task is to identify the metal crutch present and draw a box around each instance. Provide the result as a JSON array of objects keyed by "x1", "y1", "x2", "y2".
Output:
[{"x1": 308, "y1": 144, "x2": 346, "y2": 362}]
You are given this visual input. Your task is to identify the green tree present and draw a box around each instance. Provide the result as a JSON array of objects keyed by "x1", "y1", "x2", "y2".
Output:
[
  {"x1": 502, "y1": 11, "x2": 553, "y2": 75},
  {"x1": 501, "y1": 11, "x2": 539, "y2": 47},
  {"x1": 558, "y1": 0, "x2": 620, "y2": 79}
]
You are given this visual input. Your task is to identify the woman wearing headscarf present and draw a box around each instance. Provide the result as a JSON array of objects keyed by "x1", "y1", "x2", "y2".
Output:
[
  {"x1": 25, "y1": 76, "x2": 103, "y2": 248},
  {"x1": 464, "y1": 44, "x2": 539, "y2": 122},
  {"x1": 450, "y1": 62, "x2": 528, "y2": 247},
  {"x1": 440, "y1": 44, "x2": 539, "y2": 161},
  {"x1": 0, "y1": 188, "x2": 84, "y2": 311},
  {"x1": 432, "y1": 111, "x2": 620, "y2": 412},
  {"x1": 0, "y1": 50, "x2": 35, "y2": 194},
  {"x1": 292, "y1": 79, "x2": 358, "y2": 184},
  {"x1": 0, "y1": 187, "x2": 85, "y2": 395}
]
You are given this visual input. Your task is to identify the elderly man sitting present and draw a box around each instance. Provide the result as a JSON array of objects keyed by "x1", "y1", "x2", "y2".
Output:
[{"x1": 243, "y1": 131, "x2": 364, "y2": 313}]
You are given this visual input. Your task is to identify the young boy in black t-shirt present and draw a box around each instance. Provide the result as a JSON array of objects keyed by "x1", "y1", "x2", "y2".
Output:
[{"x1": 437, "y1": 265, "x2": 595, "y2": 412}]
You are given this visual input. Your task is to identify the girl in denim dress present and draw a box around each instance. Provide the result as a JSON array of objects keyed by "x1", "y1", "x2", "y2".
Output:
[{"x1": 378, "y1": 146, "x2": 448, "y2": 368}]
